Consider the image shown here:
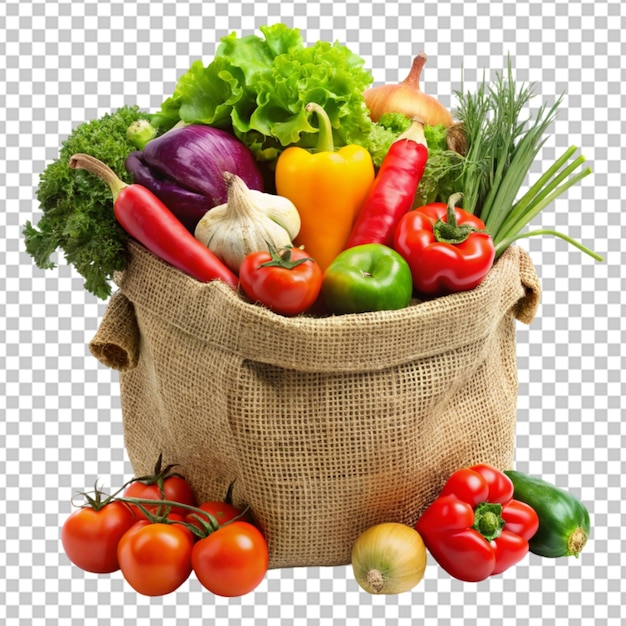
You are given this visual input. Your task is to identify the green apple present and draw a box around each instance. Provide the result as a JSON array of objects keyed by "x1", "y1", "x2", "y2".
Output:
[{"x1": 322, "y1": 243, "x2": 413, "y2": 314}]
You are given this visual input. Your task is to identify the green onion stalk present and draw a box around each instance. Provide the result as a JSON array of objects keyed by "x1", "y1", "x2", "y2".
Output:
[{"x1": 452, "y1": 60, "x2": 603, "y2": 263}]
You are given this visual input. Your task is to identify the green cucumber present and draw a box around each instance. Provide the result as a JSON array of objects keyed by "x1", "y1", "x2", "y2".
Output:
[{"x1": 504, "y1": 469, "x2": 590, "y2": 558}]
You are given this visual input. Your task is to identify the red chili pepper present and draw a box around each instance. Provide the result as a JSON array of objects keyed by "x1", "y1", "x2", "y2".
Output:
[
  {"x1": 344, "y1": 120, "x2": 428, "y2": 249},
  {"x1": 393, "y1": 192, "x2": 495, "y2": 296},
  {"x1": 69, "y1": 154, "x2": 238, "y2": 289},
  {"x1": 416, "y1": 464, "x2": 539, "y2": 582}
]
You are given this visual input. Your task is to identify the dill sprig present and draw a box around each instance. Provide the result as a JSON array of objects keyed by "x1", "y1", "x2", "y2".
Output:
[{"x1": 452, "y1": 60, "x2": 601, "y2": 262}]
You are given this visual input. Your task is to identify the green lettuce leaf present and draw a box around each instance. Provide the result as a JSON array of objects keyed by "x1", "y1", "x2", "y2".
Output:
[
  {"x1": 150, "y1": 24, "x2": 374, "y2": 164},
  {"x1": 416, "y1": 124, "x2": 464, "y2": 207}
]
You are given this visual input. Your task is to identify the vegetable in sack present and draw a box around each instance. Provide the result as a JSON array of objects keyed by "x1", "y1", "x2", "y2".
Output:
[
  {"x1": 394, "y1": 193, "x2": 495, "y2": 296},
  {"x1": 351, "y1": 523, "x2": 427, "y2": 595},
  {"x1": 416, "y1": 464, "x2": 539, "y2": 582},
  {"x1": 363, "y1": 52, "x2": 454, "y2": 127},
  {"x1": 372, "y1": 112, "x2": 413, "y2": 136},
  {"x1": 361, "y1": 111, "x2": 413, "y2": 168},
  {"x1": 239, "y1": 247, "x2": 323, "y2": 317},
  {"x1": 150, "y1": 24, "x2": 375, "y2": 166},
  {"x1": 68, "y1": 154, "x2": 239, "y2": 289},
  {"x1": 504, "y1": 469, "x2": 590, "y2": 558},
  {"x1": 364, "y1": 115, "x2": 465, "y2": 205},
  {"x1": 451, "y1": 62, "x2": 602, "y2": 262},
  {"x1": 345, "y1": 119, "x2": 429, "y2": 249},
  {"x1": 125, "y1": 124, "x2": 264, "y2": 232},
  {"x1": 415, "y1": 123, "x2": 465, "y2": 207},
  {"x1": 275, "y1": 103, "x2": 375, "y2": 272},
  {"x1": 322, "y1": 244, "x2": 413, "y2": 314},
  {"x1": 126, "y1": 118, "x2": 157, "y2": 150},
  {"x1": 194, "y1": 173, "x2": 300, "y2": 274},
  {"x1": 23, "y1": 105, "x2": 150, "y2": 300}
]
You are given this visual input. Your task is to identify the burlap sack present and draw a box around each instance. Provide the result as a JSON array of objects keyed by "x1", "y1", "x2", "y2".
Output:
[{"x1": 90, "y1": 240, "x2": 540, "y2": 569}]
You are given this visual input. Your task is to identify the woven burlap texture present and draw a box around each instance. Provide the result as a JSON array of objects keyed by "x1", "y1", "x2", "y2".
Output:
[{"x1": 90, "y1": 240, "x2": 540, "y2": 569}]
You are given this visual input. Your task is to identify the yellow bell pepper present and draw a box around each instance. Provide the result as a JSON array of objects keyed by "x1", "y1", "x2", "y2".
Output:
[{"x1": 275, "y1": 103, "x2": 375, "y2": 272}]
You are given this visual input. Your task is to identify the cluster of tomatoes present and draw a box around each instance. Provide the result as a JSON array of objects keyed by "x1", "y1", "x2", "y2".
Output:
[{"x1": 61, "y1": 456, "x2": 269, "y2": 597}]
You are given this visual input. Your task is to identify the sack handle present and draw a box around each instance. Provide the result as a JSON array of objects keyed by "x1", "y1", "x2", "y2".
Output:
[
  {"x1": 89, "y1": 290, "x2": 140, "y2": 371},
  {"x1": 514, "y1": 247, "x2": 541, "y2": 325}
]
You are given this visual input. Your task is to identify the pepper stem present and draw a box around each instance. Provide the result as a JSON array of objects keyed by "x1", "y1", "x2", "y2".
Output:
[
  {"x1": 305, "y1": 102, "x2": 335, "y2": 153},
  {"x1": 472, "y1": 502, "x2": 506, "y2": 542},
  {"x1": 433, "y1": 192, "x2": 483, "y2": 245},
  {"x1": 69, "y1": 153, "x2": 127, "y2": 201},
  {"x1": 398, "y1": 118, "x2": 428, "y2": 146},
  {"x1": 445, "y1": 192, "x2": 463, "y2": 228}
]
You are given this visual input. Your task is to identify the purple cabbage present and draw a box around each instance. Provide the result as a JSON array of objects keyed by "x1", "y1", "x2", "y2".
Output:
[{"x1": 125, "y1": 124, "x2": 264, "y2": 232}]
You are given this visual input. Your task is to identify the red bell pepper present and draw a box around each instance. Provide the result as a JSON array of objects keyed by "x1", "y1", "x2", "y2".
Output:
[
  {"x1": 416, "y1": 464, "x2": 539, "y2": 582},
  {"x1": 393, "y1": 192, "x2": 495, "y2": 296}
]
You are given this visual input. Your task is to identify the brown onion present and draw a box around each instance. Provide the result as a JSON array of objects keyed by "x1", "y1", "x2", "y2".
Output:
[
  {"x1": 351, "y1": 523, "x2": 427, "y2": 595},
  {"x1": 363, "y1": 52, "x2": 454, "y2": 127}
]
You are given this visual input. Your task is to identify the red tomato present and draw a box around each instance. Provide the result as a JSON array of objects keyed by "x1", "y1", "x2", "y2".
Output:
[
  {"x1": 117, "y1": 521, "x2": 194, "y2": 596},
  {"x1": 124, "y1": 475, "x2": 196, "y2": 519},
  {"x1": 61, "y1": 501, "x2": 137, "y2": 573},
  {"x1": 186, "y1": 500, "x2": 243, "y2": 532},
  {"x1": 191, "y1": 521, "x2": 269, "y2": 597},
  {"x1": 239, "y1": 247, "x2": 323, "y2": 316}
]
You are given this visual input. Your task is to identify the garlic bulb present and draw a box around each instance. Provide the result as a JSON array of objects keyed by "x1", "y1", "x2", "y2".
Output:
[
  {"x1": 194, "y1": 172, "x2": 301, "y2": 274},
  {"x1": 363, "y1": 52, "x2": 454, "y2": 128}
]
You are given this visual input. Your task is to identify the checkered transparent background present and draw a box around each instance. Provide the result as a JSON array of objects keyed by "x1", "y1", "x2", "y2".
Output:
[{"x1": 1, "y1": 0, "x2": 623, "y2": 624}]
